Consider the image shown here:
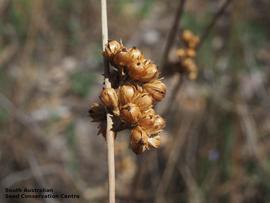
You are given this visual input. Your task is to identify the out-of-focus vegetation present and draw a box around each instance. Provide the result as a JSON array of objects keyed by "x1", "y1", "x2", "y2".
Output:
[{"x1": 0, "y1": 0, "x2": 270, "y2": 203}]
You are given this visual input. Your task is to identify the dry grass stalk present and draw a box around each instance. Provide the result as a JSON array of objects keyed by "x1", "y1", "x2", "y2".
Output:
[{"x1": 101, "y1": 0, "x2": 116, "y2": 202}]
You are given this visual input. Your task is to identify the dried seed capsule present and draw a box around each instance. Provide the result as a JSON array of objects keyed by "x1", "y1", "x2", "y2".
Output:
[
  {"x1": 148, "y1": 135, "x2": 161, "y2": 149},
  {"x1": 182, "y1": 30, "x2": 194, "y2": 44},
  {"x1": 88, "y1": 102, "x2": 106, "y2": 122},
  {"x1": 120, "y1": 103, "x2": 141, "y2": 124},
  {"x1": 103, "y1": 40, "x2": 123, "y2": 59},
  {"x1": 140, "y1": 113, "x2": 165, "y2": 134},
  {"x1": 118, "y1": 85, "x2": 136, "y2": 105},
  {"x1": 188, "y1": 69, "x2": 198, "y2": 80},
  {"x1": 133, "y1": 92, "x2": 153, "y2": 111},
  {"x1": 113, "y1": 48, "x2": 131, "y2": 67},
  {"x1": 139, "y1": 63, "x2": 159, "y2": 82},
  {"x1": 99, "y1": 88, "x2": 118, "y2": 110},
  {"x1": 128, "y1": 47, "x2": 144, "y2": 61},
  {"x1": 128, "y1": 59, "x2": 159, "y2": 82},
  {"x1": 130, "y1": 126, "x2": 148, "y2": 154},
  {"x1": 152, "y1": 115, "x2": 166, "y2": 133},
  {"x1": 138, "y1": 108, "x2": 156, "y2": 129},
  {"x1": 186, "y1": 48, "x2": 196, "y2": 58},
  {"x1": 176, "y1": 48, "x2": 186, "y2": 58},
  {"x1": 182, "y1": 58, "x2": 195, "y2": 70},
  {"x1": 143, "y1": 80, "x2": 166, "y2": 102},
  {"x1": 127, "y1": 60, "x2": 146, "y2": 79},
  {"x1": 189, "y1": 36, "x2": 200, "y2": 49}
]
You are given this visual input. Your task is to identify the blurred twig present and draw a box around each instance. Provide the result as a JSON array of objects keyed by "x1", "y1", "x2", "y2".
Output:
[
  {"x1": 178, "y1": 165, "x2": 203, "y2": 203},
  {"x1": 0, "y1": 93, "x2": 47, "y2": 140},
  {"x1": 27, "y1": 153, "x2": 59, "y2": 203},
  {"x1": 1, "y1": 164, "x2": 60, "y2": 188},
  {"x1": 0, "y1": 43, "x2": 18, "y2": 67},
  {"x1": 198, "y1": 0, "x2": 233, "y2": 49},
  {"x1": 236, "y1": 104, "x2": 260, "y2": 160},
  {"x1": 155, "y1": 114, "x2": 193, "y2": 203},
  {"x1": 160, "y1": 0, "x2": 186, "y2": 73},
  {"x1": 162, "y1": 75, "x2": 183, "y2": 116}
]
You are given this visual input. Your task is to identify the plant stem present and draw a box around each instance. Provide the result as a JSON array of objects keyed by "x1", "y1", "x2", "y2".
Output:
[
  {"x1": 101, "y1": 0, "x2": 116, "y2": 203},
  {"x1": 161, "y1": 0, "x2": 186, "y2": 73},
  {"x1": 198, "y1": 0, "x2": 232, "y2": 49}
]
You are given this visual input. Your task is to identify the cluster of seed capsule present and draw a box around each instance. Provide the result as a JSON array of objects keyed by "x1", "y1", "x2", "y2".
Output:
[
  {"x1": 89, "y1": 40, "x2": 166, "y2": 154},
  {"x1": 176, "y1": 30, "x2": 200, "y2": 80}
]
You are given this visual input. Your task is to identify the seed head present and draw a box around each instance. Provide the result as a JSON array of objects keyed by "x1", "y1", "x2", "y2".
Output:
[
  {"x1": 186, "y1": 48, "x2": 196, "y2": 58},
  {"x1": 130, "y1": 126, "x2": 148, "y2": 154},
  {"x1": 140, "y1": 62, "x2": 159, "y2": 82},
  {"x1": 138, "y1": 108, "x2": 156, "y2": 129},
  {"x1": 148, "y1": 135, "x2": 161, "y2": 149},
  {"x1": 99, "y1": 88, "x2": 119, "y2": 110},
  {"x1": 103, "y1": 40, "x2": 123, "y2": 59},
  {"x1": 128, "y1": 47, "x2": 144, "y2": 61},
  {"x1": 189, "y1": 36, "x2": 200, "y2": 49},
  {"x1": 139, "y1": 112, "x2": 165, "y2": 134},
  {"x1": 151, "y1": 115, "x2": 166, "y2": 134},
  {"x1": 127, "y1": 60, "x2": 146, "y2": 79},
  {"x1": 182, "y1": 30, "x2": 194, "y2": 44},
  {"x1": 143, "y1": 80, "x2": 166, "y2": 102},
  {"x1": 118, "y1": 84, "x2": 136, "y2": 105},
  {"x1": 127, "y1": 60, "x2": 159, "y2": 82},
  {"x1": 120, "y1": 103, "x2": 141, "y2": 124},
  {"x1": 176, "y1": 48, "x2": 186, "y2": 58},
  {"x1": 113, "y1": 48, "x2": 131, "y2": 67},
  {"x1": 133, "y1": 92, "x2": 153, "y2": 111}
]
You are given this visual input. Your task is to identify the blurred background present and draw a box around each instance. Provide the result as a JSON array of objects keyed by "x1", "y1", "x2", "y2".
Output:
[{"x1": 0, "y1": 0, "x2": 270, "y2": 202}]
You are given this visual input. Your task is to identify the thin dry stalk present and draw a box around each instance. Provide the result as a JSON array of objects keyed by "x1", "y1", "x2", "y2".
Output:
[
  {"x1": 101, "y1": 0, "x2": 116, "y2": 203},
  {"x1": 162, "y1": 75, "x2": 183, "y2": 116},
  {"x1": 161, "y1": 0, "x2": 186, "y2": 73},
  {"x1": 155, "y1": 114, "x2": 193, "y2": 203},
  {"x1": 198, "y1": 0, "x2": 232, "y2": 49}
]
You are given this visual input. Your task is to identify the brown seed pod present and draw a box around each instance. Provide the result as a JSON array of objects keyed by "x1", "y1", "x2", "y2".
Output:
[
  {"x1": 140, "y1": 63, "x2": 159, "y2": 82},
  {"x1": 130, "y1": 126, "x2": 148, "y2": 154},
  {"x1": 182, "y1": 58, "x2": 195, "y2": 70},
  {"x1": 127, "y1": 59, "x2": 159, "y2": 82},
  {"x1": 103, "y1": 40, "x2": 123, "y2": 59},
  {"x1": 189, "y1": 36, "x2": 200, "y2": 49},
  {"x1": 88, "y1": 102, "x2": 106, "y2": 122},
  {"x1": 182, "y1": 30, "x2": 194, "y2": 44},
  {"x1": 127, "y1": 60, "x2": 146, "y2": 79},
  {"x1": 151, "y1": 115, "x2": 166, "y2": 134},
  {"x1": 99, "y1": 88, "x2": 119, "y2": 115},
  {"x1": 148, "y1": 135, "x2": 161, "y2": 149},
  {"x1": 113, "y1": 48, "x2": 131, "y2": 67},
  {"x1": 128, "y1": 47, "x2": 144, "y2": 61},
  {"x1": 176, "y1": 48, "x2": 186, "y2": 58},
  {"x1": 120, "y1": 103, "x2": 141, "y2": 124},
  {"x1": 143, "y1": 80, "x2": 166, "y2": 102},
  {"x1": 138, "y1": 108, "x2": 156, "y2": 129},
  {"x1": 139, "y1": 112, "x2": 165, "y2": 135},
  {"x1": 118, "y1": 84, "x2": 136, "y2": 105},
  {"x1": 186, "y1": 48, "x2": 196, "y2": 58},
  {"x1": 133, "y1": 92, "x2": 153, "y2": 111}
]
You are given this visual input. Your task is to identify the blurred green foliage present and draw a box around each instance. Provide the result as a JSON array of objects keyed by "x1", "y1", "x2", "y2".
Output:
[
  {"x1": 70, "y1": 71, "x2": 95, "y2": 98},
  {"x1": 0, "y1": 106, "x2": 9, "y2": 123},
  {"x1": 66, "y1": 122, "x2": 79, "y2": 172},
  {"x1": 115, "y1": 0, "x2": 154, "y2": 18}
]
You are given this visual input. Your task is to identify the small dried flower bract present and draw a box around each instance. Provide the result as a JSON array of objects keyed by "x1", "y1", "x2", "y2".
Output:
[{"x1": 89, "y1": 40, "x2": 167, "y2": 154}]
